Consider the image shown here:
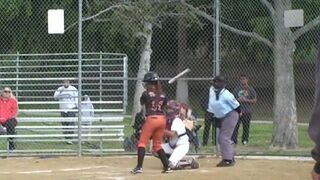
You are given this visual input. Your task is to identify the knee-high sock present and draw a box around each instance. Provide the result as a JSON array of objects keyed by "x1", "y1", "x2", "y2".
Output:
[{"x1": 137, "y1": 147, "x2": 145, "y2": 168}]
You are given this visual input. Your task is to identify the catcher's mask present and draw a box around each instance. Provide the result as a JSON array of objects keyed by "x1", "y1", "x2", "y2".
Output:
[{"x1": 165, "y1": 100, "x2": 181, "y2": 121}]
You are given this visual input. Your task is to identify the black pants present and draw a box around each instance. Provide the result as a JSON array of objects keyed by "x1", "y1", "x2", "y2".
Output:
[
  {"x1": 3, "y1": 118, "x2": 17, "y2": 150},
  {"x1": 61, "y1": 112, "x2": 76, "y2": 140},
  {"x1": 202, "y1": 111, "x2": 221, "y2": 146},
  {"x1": 232, "y1": 113, "x2": 252, "y2": 144}
]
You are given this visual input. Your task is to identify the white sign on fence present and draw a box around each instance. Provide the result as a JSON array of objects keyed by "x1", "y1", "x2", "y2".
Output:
[
  {"x1": 48, "y1": 9, "x2": 64, "y2": 34},
  {"x1": 284, "y1": 9, "x2": 304, "y2": 28}
]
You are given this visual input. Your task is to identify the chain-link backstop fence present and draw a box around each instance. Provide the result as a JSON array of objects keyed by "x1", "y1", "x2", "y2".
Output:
[{"x1": 0, "y1": 0, "x2": 319, "y2": 156}]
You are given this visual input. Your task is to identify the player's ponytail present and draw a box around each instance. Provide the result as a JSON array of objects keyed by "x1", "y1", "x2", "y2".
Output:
[
  {"x1": 154, "y1": 81, "x2": 163, "y2": 96},
  {"x1": 145, "y1": 81, "x2": 162, "y2": 96}
]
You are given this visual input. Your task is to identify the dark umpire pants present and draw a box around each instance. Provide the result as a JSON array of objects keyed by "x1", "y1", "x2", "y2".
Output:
[
  {"x1": 3, "y1": 118, "x2": 17, "y2": 150},
  {"x1": 232, "y1": 113, "x2": 252, "y2": 144},
  {"x1": 202, "y1": 111, "x2": 221, "y2": 146},
  {"x1": 61, "y1": 112, "x2": 76, "y2": 140}
]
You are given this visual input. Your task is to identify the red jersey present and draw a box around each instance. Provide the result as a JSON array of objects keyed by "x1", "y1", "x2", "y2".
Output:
[
  {"x1": 0, "y1": 97, "x2": 18, "y2": 124},
  {"x1": 140, "y1": 91, "x2": 167, "y2": 116}
]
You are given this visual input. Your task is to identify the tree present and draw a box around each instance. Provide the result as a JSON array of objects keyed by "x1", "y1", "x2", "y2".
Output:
[
  {"x1": 98, "y1": 0, "x2": 190, "y2": 123},
  {"x1": 176, "y1": 0, "x2": 189, "y2": 104},
  {"x1": 183, "y1": 0, "x2": 320, "y2": 149}
]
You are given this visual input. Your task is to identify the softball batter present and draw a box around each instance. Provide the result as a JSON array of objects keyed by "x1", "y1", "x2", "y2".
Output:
[{"x1": 131, "y1": 71, "x2": 172, "y2": 174}]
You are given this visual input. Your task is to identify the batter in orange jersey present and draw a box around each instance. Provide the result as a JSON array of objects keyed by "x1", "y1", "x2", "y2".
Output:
[{"x1": 131, "y1": 71, "x2": 172, "y2": 174}]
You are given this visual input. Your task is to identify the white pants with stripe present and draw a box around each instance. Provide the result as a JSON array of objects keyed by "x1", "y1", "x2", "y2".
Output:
[{"x1": 162, "y1": 143, "x2": 189, "y2": 167}]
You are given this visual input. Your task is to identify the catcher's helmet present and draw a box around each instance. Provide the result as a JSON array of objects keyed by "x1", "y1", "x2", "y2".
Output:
[
  {"x1": 143, "y1": 71, "x2": 159, "y2": 82},
  {"x1": 165, "y1": 100, "x2": 181, "y2": 120}
]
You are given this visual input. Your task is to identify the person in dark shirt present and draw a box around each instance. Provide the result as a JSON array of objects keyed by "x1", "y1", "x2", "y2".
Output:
[
  {"x1": 131, "y1": 71, "x2": 171, "y2": 174},
  {"x1": 232, "y1": 74, "x2": 257, "y2": 145},
  {"x1": 309, "y1": 39, "x2": 320, "y2": 180}
]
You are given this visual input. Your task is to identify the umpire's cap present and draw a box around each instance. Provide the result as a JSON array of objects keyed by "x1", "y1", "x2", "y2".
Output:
[
  {"x1": 143, "y1": 71, "x2": 159, "y2": 82},
  {"x1": 212, "y1": 75, "x2": 226, "y2": 82}
]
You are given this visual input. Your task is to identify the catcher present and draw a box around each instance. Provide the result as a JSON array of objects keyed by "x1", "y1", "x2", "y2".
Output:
[{"x1": 154, "y1": 100, "x2": 200, "y2": 170}]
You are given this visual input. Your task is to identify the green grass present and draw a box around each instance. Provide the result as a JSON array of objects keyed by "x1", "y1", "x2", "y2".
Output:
[
  {"x1": 194, "y1": 120, "x2": 313, "y2": 156},
  {"x1": 0, "y1": 117, "x2": 314, "y2": 156}
]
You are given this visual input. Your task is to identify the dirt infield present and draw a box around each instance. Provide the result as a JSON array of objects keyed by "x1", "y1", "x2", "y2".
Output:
[{"x1": 0, "y1": 156, "x2": 313, "y2": 180}]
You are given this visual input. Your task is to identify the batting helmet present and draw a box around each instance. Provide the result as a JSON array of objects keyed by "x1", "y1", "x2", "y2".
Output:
[{"x1": 143, "y1": 71, "x2": 159, "y2": 82}]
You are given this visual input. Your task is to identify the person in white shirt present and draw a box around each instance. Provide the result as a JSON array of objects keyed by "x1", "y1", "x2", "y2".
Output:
[
  {"x1": 81, "y1": 95, "x2": 94, "y2": 140},
  {"x1": 159, "y1": 100, "x2": 199, "y2": 170},
  {"x1": 207, "y1": 75, "x2": 241, "y2": 167},
  {"x1": 53, "y1": 80, "x2": 78, "y2": 144}
]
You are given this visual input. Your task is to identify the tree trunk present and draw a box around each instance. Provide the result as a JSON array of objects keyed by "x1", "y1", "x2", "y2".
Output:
[
  {"x1": 271, "y1": 0, "x2": 298, "y2": 149},
  {"x1": 176, "y1": 0, "x2": 189, "y2": 104},
  {"x1": 131, "y1": 22, "x2": 153, "y2": 124}
]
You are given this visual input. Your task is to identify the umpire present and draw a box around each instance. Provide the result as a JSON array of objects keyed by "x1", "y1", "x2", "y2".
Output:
[
  {"x1": 308, "y1": 38, "x2": 320, "y2": 179},
  {"x1": 207, "y1": 75, "x2": 240, "y2": 167}
]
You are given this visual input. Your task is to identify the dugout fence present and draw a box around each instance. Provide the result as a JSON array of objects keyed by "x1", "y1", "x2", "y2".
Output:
[{"x1": 0, "y1": 52, "x2": 128, "y2": 156}]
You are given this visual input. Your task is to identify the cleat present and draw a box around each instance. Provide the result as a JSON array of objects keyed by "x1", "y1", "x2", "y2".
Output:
[
  {"x1": 161, "y1": 167, "x2": 173, "y2": 173},
  {"x1": 216, "y1": 160, "x2": 235, "y2": 167},
  {"x1": 66, "y1": 141, "x2": 74, "y2": 145},
  {"x1": 190, "y1": 158, "x2": 200, "y2": 169},
  {"x1": 242, "y1": 141, "x2": 248, "y2": 146},
  {"x1": 131, "y1": 167, "x2": 143, "y2": 174}
]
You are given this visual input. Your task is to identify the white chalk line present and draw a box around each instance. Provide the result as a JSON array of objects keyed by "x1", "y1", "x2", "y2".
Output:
[
  {"x1": 80, "y1": 172, "x2": 120, "y2": 175},
  {"x1": 18, "y1": 170, "x2": 53, "y2": 174},
  {"x1": 105, "y1": 177, "x2": 125, "y2": 180},
  {"x1": 0, "y1": 165, "x2": 111, "y2": 175},
  {"x1": 235, "y1": 155, "x2": 313, "y2": 162},
  {"x1": 196, "y1": 155, "x2": 313, "y2": 162},
  {"x1": 60, "y1": 165, "x2": 110, "y2": 172}
]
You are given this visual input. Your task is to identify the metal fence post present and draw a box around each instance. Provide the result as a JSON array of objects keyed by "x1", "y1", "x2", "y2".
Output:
[
  {"x1": 99, "y1": 51, "x2": 103, "y2": 152},
  {"x1": 16, "y1": 52, "x2": 19, "y2": 99},
  {"x1": 77, "y1": 0, "x2": 83, "y2": 156},
  {"x1": 99, "y1": 52, "x2": 103, "y2": 103},
  {"x1": 123, "y1": 56, "x2": 128, "y2": 115},
  {"x1": 213, "y1": 0, "x2": 221, "y2": 155}
]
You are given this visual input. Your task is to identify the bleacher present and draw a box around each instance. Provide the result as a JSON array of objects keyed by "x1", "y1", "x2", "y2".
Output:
[{"x1": 0, "y1": 53, "x2": 128, "y2": 156}]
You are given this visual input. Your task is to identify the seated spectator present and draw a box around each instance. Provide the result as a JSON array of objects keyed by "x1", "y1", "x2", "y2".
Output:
[{"x1": 0, "y1": 87, "x2": 18, "y2": 150}]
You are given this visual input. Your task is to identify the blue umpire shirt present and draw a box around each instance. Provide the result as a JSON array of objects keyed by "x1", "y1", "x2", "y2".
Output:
[{"x1": 207, "y1": 87, "x2": 240, "y2": 119}]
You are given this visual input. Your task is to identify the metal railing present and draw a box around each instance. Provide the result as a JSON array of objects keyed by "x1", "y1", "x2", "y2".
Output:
[{"x1": 0, "y1": 52, "x2": 128, "y2": 156}]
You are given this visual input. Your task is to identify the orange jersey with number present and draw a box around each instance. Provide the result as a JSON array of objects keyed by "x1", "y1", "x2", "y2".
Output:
[{"x1": 140, "y1": 91, "x2": 167, "y2": 116}]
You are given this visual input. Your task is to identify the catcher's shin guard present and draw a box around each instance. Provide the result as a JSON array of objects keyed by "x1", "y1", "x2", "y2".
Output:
[{"x1": 176, "y1": 157, "x2": 200, "y2": 169}]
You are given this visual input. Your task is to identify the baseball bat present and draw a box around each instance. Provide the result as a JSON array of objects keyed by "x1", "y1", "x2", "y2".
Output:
[{"x1": 168, "y1": 68, "x2": 191, "y2": 84}]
